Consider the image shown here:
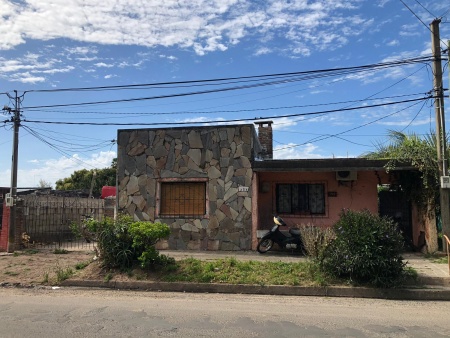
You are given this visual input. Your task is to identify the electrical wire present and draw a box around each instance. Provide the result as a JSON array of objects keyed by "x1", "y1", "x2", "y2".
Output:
[
  {"x1": 273, "y1": 98, "x2": 430, "y2": 153},
  {"x1": 20, "y1": 96, "x2": 431, "y2": 126},
  {"x1": 400, "y1": 0, "x2": 433, "y2": 33},
  {"x1": 21, "y1": 125, "x2": 113, "y2": 169},
  {"x1": 20, "y1": 56, "x2": 433, "y2": 110},
  {"x1": 413, "y1": 0, "x2": 436, "y2": 18},
  {"x1": 23, "y1": 55, "x2": 432, "y2": 94},
  {"x1": 25, "y1": 92, "x2": 427, "y2": 117}
]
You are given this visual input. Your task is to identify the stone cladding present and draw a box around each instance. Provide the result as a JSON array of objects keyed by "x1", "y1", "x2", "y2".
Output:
[{"x1": 117, "y1": 125, "x2": 259, "y2": 250}]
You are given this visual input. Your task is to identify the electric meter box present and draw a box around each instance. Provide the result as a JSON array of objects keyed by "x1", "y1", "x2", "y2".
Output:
[{"x1": 440, "y1": 176, "x2": 450, "y2": 189}]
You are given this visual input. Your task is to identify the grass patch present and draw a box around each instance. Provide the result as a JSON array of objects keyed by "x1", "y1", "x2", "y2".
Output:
[
  {"x1": 425, "y1": 253, "x2": 449, "y2": 264},
  {"x1": 23, "y1": 249, "x2": 39, "y2": 255},
  {"x1": 431, "y1": 257, "x2": 449, "y2": 264},
  {"x1": 53, "y1": 248, "x2": 69, "y2": 254},
  {"x1": 75, "y1": 261, "x2": 91, "y2": 270},
  {"x1": 4, "y1": 271, "x2": 19, "y2": 276},
  {"x1": 156, "y1": 257, "x2": 333, "y2": 286}
]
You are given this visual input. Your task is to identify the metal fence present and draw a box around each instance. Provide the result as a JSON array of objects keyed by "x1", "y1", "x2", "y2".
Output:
[{"x1": 20, "y1": 195, "x2": 106, "y2": 249}]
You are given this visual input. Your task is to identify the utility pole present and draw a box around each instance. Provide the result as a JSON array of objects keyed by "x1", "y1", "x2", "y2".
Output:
[
  {"x1": 430, "y1": 19, "x2": 450, "y2": 247},
  {"x1": 7, "y1": 91, "x2": 20, "y2": 253}
]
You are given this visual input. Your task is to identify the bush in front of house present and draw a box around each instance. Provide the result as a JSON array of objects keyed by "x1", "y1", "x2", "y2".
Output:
[
  {"x1": 319, "y1": 209, "x2": 406, "y2": 287},
  {"x1": 128, "y1": 220, "x2": 173, "y2": 268},
  {"x1": 298, "y1": 224, "x2": 335, "y2": 259},
  {"x1": 73, "y1": 214, "x2": 172, "y2": 270}
]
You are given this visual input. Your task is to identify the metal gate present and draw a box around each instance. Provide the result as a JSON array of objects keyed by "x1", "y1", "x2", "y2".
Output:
[
  {"x1": 21, "y1": 195, "x2": 105, "y2": 249},
  {"x1": 379, "y1": 190, "x2": 413, "y2": 245}
]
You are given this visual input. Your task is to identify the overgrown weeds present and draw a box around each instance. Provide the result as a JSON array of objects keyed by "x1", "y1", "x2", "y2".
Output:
[
  {"x1": 298, "y1": 224, "x2": 335, "y2": 259},
  {"x1": 156, "y1": 258, "x2": 333, "y2": 286}
]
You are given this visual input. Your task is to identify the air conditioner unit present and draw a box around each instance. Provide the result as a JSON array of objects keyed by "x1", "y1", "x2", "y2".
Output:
[{"x1": 336, "y1": 171, "x2": 357, "y2": 181}]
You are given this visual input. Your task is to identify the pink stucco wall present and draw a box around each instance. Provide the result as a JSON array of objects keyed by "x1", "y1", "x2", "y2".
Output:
[{"x1": 255, "y1": 170, "x2": 382, "y2": 230}]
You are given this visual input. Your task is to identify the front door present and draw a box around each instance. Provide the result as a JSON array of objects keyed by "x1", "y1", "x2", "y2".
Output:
[{"x1": 379, "y1": 190, "x2": 413, "y2": 246}]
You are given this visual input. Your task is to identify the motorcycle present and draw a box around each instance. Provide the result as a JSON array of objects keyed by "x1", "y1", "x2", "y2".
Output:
[{"x1": 257, "y1": 215, "x2": 305, "y2": 254}]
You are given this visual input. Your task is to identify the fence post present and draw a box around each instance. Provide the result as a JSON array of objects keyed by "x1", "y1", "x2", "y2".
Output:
[
  {"x1": 0, "y1": 202, "x2": 9, "y2": 251},
  {"x1": 104, "y1": 197, "x2": 116, "y2": 219},
  {"x1": 15, "y1": 199, "x2": 24, "y2": 249}
]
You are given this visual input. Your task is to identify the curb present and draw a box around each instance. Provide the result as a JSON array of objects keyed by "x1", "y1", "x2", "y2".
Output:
[{"x1": 61, "y1": 279, "x2": 450, "y2": 301}]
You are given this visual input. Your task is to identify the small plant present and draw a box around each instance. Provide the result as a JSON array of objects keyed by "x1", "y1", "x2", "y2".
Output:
[
  {"x1": 42, "y1": 271, "x2": 49, "y2": 284},
  {"x1": 53, "y1": 248, "x2": 69, "y2": 254},
  {"x1": 104, "y1": 273, "x2": 113, "y2": 282},
  {"x1": 75, "y1": 261, "x2": 90, "y2": 270},
  {"x1": 55, "y1": 265, "x2": 74, "y2": 282}
]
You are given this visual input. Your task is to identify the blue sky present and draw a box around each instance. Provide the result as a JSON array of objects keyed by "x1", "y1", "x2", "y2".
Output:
[{"x1": 0, "y1": 0, "x2": 449, "y2": 187}]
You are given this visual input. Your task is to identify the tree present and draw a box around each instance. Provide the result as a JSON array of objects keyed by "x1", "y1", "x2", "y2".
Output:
[
  {"x1": 364, "y1": 131, "x2": 447, "y2": 252},
  {"x1": 38, "y1": 179, "x2": 53, "y2": 189},
  {"x1": 364, "y1": 130, "x2": 443, "y2": 211},
  {"x1": 55, "y1": 158, "x2": 117, "y2": 197}
]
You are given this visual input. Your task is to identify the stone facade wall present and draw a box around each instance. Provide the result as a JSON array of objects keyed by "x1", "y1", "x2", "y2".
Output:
[{"x1": 117, "y1": 125, "x2": 259, "y2": 250}]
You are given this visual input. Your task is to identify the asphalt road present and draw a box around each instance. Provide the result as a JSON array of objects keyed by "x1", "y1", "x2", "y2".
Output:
[{"x1": 0, "y1": 287, "x2": 449, "y2": 337}]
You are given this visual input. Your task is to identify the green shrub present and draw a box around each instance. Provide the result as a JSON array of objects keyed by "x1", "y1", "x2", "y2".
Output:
[
  {"x1": 319, "y1": 209, "x2": 406, "y2": 287},
  {"x1": 76, "y1": 214, "x2": 172, "y2": 270}
]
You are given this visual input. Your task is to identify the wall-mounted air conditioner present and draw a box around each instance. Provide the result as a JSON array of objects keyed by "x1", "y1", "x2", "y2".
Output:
[{"x1": 336, "y1": 171, "x2": 357, "y2": 181}]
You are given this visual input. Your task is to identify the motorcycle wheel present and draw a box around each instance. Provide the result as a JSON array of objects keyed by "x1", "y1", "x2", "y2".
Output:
[{"x1": 257, "y1": 239, "x2": 274, "y2": 253}]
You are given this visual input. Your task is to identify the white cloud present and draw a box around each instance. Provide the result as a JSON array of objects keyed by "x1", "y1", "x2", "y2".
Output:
[
  {"x1": 0, "y1": 0, "x2": 369, "y2": 56},
  {"x1": 94, "y1": 62, "x2": 114, "y2": 68},
  {"x1": 273, "y1": 143, "x2": 323, "y2": 159},
  {"x1": 104, "y1": 74, "x2": 117, "y2": 79},
  {"x1": 0, "y1": 151, "x2": 116, "y2": 188},
  {"x1": 386, "y1": 39, "x2": 399, "y2": 46}
]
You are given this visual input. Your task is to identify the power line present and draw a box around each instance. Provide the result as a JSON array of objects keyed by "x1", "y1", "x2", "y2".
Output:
[
  {"x1": 21, "y1": 125, "x2": 112, "y2": 170},
  {"x1": 400, "y1": 0, "x2": 433, "y2": 33},
  {"x1": 25, "y1": 92, "x2": 427, "y2": 117},
  {"x1": 20, "y1": 96, "x2": 432, "y2": 126},
  {"x1": 20, "y1": 56, "x2": 433, "y2": 110},
  {"x1": 413, "y1": 0, "x2": 436, "y2": 18},
  {"x1": 22, "y1": 55, "x2": 432, "y2": 94},
  {"x1": 274, "y1": 98, "x2": 429, "y2": 153}
]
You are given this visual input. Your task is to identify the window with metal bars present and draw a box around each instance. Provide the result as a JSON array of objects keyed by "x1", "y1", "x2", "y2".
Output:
[
  {"x1": 276, "y1": 183, "x2": 325, "y2": 215},
  {"x1": 160, "y1": 182, "x2": 206, "y2": 218}
]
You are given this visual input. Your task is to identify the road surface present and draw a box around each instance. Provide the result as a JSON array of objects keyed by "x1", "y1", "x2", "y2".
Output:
[{"x1": 0, "y1": 287, "x2": 448, "y2": 337}]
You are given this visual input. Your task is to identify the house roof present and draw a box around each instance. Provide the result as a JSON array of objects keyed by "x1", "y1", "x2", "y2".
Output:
[{"x1": 252, "y1": 158, "x2": 416, "y2": 172}]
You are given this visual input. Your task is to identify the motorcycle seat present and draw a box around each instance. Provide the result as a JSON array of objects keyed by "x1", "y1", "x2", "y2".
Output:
[{"x1": 289, "y1": 228, "x2": 301, "y2": 236}]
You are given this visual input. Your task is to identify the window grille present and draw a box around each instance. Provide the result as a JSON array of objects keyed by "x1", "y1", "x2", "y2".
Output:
[
  {"x1": 160, "y1": 182, "x2": 206, "y2": 217},
  {"x1": 276, "y1": 183, "x2": 325, "y2": 215}
]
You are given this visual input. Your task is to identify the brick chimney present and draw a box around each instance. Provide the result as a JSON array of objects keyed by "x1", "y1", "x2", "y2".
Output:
[{"x1": 255, "y1": 121, "x2": 273, "y2": 159}]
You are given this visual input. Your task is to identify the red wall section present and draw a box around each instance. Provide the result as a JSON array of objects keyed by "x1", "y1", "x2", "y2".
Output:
[
  {"x1": 0, "y1": 204, "x2": 10, "y2": 251},
  {"x1": 256, "y1": 170, "x2": 381, "y2": 230}
]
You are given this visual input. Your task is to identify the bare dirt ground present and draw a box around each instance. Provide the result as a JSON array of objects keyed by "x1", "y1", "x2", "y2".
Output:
[{"x1": 0, "y1": 248, "x2": 104, "y2": 286}]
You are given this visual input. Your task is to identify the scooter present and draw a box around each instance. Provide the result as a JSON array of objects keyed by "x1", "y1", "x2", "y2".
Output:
[{"x1": 257, "y1": 215, "x2": 305, "y2": 254}]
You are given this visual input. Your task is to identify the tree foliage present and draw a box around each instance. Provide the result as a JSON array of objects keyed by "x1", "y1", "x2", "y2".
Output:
[
  {"x1": 364, "y1": 130, "x2": 445, "y2": 212},
  {"x1": 55, "y1": 158, "x2": 117, "y2": 196}
]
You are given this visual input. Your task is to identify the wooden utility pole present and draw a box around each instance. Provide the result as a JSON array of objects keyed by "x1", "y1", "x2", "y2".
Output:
[
  {"x1": 7, "y1": 91, "x2": 20, "y2": 253},
  {"x1": 430, "y1": 19, "x2": 450, "y2": 246}
]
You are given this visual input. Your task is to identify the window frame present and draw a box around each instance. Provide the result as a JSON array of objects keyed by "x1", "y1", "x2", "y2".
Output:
[
  {"x1": 156, "y1": 178, "x2": 209, "y2": 219},
  {"x1": 275, "y1": 182, "x2": 327, "y2": 216}
]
